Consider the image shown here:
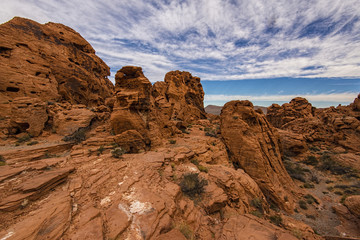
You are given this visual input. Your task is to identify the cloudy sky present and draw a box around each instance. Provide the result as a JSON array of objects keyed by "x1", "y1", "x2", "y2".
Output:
[{"x1": 1, "y1": 0, "x2": 360, "y2": 107}]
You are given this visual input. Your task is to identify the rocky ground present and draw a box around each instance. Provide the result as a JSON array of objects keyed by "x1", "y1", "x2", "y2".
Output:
[{"x1": 0, "y1": 17, "x2": 359, "y2": 240}]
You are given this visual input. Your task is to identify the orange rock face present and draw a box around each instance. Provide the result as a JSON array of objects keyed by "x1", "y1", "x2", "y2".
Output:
[
  {"x1": 220, "y1": 100, "x2": 298, "y2": 212},
  {"x1": 0, "y1": 17, "x2": 114, "y2": 106},
  {"x1": 110, "y1": 66, "x2": 206, "y2": 148}
]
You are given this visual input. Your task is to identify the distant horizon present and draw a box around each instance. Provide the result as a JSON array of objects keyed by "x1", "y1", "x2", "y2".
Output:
[{"x1": 1, "y1": 1, "x2": 360, "y2": 108}]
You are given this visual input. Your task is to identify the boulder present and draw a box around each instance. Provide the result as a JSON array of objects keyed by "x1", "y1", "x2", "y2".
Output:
[
  {"x1": 344, "y1": 195, "x2": 360, "y2": 217},
  {"x1": 0, "y1": 17, "x2": 114, "y2": 106},
  {"x1": 9, "y1": 97, "x2": 48, "y2": 136},
  {"x1": 220, "y1": 100, "x2": 298, "y2": 212}
]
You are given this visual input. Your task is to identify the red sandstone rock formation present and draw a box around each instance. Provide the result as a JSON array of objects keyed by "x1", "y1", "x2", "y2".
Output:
[
  {"x1": 220, "y1": 100, "x2": 299, "y2": 213},
  {"x1": 0, "y1": 17, "x2": 114, "y2": 105}
]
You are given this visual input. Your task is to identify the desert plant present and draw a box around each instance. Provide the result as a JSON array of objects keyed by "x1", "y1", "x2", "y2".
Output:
[
  {"x1": 111, "y1": 147, "x2": 125, "y2": 158},
  {"x1": 251, "y1": 197, "x2": 263, "y2": 213},
  {"x1": 197, "y1": 165, "x2": 208, "y2": 173},
  {"x1": 269, "y1": 215, "x2": 282, "y2": 226},
  {"x1": 303, "y1": 155, "x2": 318, "y2": 166},
  {"x1": 250, "y1": 210, "x2": 263, "y2": 218},
  {"x1": 17, "y1": 134, "x2": 31, "y2": 144},
  {"x1": 174, "y1": 222, "x2": 193, "y2": 240},
  {"x1": 0, "y1": 155, "x2": 5, "y2": 166},
  {"x1": 169, "y1": 139, "x2": 176, "y2": 144},
  {"x1": 304, "y1": 194, "x2": 319, "y2": 205},
  {"x1": 303, "y1": 183, "x2": 315, "y2": 189},
  {"x1": 284, "y1": 160, "x2": 307, "y2": 182},
  {"x1": 180, "y1": 173, "x2": 208, "y2": 199},
  {"x1": 299, "y1": 200, "x2": 308, "y2": 210},
  {"x1": 63, "y1": 127, "x2": 86, "y2": 143},
  {"x1": 306, "y1": 214, "x2": 316, "y2": 220},
  {"x1": 309, "y1": 146, "x2": 320, "y2": 152},
  {"x1": 190, "y1": 159, "x2": 199, "y2": 166},
  {"x1": 97, "y1": 145, "x2": 104, "y2": 155},
  {"x1": 317, "y1": 154, "x2": 355, "y2": 176},
  {"x1": 27, "y1": 141, "x2": 39, "y2": 146}
]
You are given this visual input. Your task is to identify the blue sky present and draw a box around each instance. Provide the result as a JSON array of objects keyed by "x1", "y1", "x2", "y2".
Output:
[{"x1": 1, "y1": 0, "x2": 360, "y2": 107}]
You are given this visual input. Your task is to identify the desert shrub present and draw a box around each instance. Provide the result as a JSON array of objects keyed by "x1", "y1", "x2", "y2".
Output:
[
  {"x1": 0, "y1": 155, "x2": 5, "y2": 166},
  {"x1": 169, "y1": 139, "x2": 176, "y2": 144},
  {"x1": 340, "y1": 195, "x2": 348, "y2": 204},
  {"x1": 190, "y1": 159, "x2": 199, "y2": 166},
  {"x1": 250, "y1": 210, "x2": 263, "y2": 218},
  {"x1": 174, "y1": 222, "x2": 193, "y2": 240},
  {"x1": 299, "y1": 200, "x2": 308, "y2": 210},
  {"x1": 197, "y1": 165, "x2": 208, "y2": 173},
  {"x1": 334, "y1": 191, "x2": 343, "y2": 195},
  {"x1": 310, "y1": 173, "x2": 320, "y2": 184},
  {"x1": 180, "y1": 173, "x2": 208, "y2": 199},
  {"x1": 317, "y1": 154, "x2": 354, "y2": 175},
  {"x1": 284, "y1": 160, "x2": 307, "y2": 182},
  {"x1": 63, "y1": 127, "x2": 86, "y2": 143},
  {"x1": 303, "y1": 183, "x2": 315, "y2": 189},
  {"x1": 171, "y1": 162, "x2": 176, "y2": 170},
  {"x1": 17, "y1": 134, "x2": 31, "y2": 144},
  {"x1": 304, "y1": 194, "x2": 319, "y2": 205},
  {"x1": 97, "y1": 145, "x2": 104, "y2": 155},
  {"x1": 309, "y1": 146, "x2": 320, "y2": 152},
  {"x1": 111, "y1": 147, "x2": 125, "y2": 158},
  {"x1": 303, "y1": 155, "x2": 318, "y2": 166},
  {"x1": 27, "y1": 141, "x2": 38, "y2": 146},
  {"x1": 251, "y1": 197, "x2": 263, "y2": 213},
  {"x1": 306, "y1": 214, "x2": 316, "y2": 220},
  {"x1": 269, "y1": 215, "x2": 282, "y2": 226},
  {"x1": 204, "y1": 127, "x2": 217, "y2": 137},
  {"x1": 233, "y1": 116, "x2": 239, "y2": 120}
]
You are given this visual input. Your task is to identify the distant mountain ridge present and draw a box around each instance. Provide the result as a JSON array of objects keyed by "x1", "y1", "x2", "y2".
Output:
[{"x1": 205, "y1": 104, "x2": 268, "y2": 115}]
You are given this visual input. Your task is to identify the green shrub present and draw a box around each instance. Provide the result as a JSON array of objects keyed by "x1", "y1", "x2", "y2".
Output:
[
  {"x1": 111, "y1": 147, "x2": 125, "y2": 158},
  {"x1": 169, "y1": 139, "x2": 176, "y2": 144},
  {"x1": 251, "y1": 198, "x2": 263, "y2": 213},
  {"x1": 233, "y1": 116, "x2": 239, "y2": 120},
  {"x1": 304, "y1": 194, "x2": 319, "y2": 204},
  {"x1": 17, "y1": 134, "x2": 31, "y2": 144},
  {"x1": 175, "y1": 222, "x2": 193, "y2": 240},
  {"x1": 180, "y1": 173, "x2": 208, "y2": 199},
  {"x1": 306, "y1": 214, "x2": 316, "y2": 220},
  {"x1": 317, "y1": 154, "x2": 354, "y2": 175},
  {"x1": 303, "y1": 155, "x2": 318, "y2": 166},
  {"x1": 0, "y1": 155, "x2": 5, "y2": 166},
  {"x1": 97, "y1": 145, "x2": 104, "y2": 155},
  {"x1": 197, "y1": 165, "x2": 208, "y2": 173},
  {"x1": 303, "y1": 183, "x2": 315, "y2": 189},
  {"x1": 27, "y1": 141, "x2": 39, "y2": 146},
  {"x1": 309, "y1": 146, "x2": 320, "y2": 152},
  {"x1": 190, "y1": 159, "x2": 199, "y2": 166},
  {"x1": 284, "y1": 160, "x2": 307, "y2": 182},
  {"x1": 269, "y1": 215, "x2": 282, "y2": 226},
  {"x1": 250, "y1": 210, "x2": 263, "y2": 218},
  {"x1": 63, "y1": 128, "x2": 86, "y2": 143},
  {"x1": 299, "y1": 200, "x2": 308, "y2": 210}
]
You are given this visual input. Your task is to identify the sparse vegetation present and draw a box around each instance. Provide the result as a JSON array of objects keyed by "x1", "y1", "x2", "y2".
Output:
[
  {"x1": 0, "y1": 155, "x2": 6, "y2": 166},
  {"x1": 284, "y1": 160, "x2": 308, "y2": 182},
  {"x1": 233, "y1": 116, "x2": 239, "y2": 120},
  {"x1": 303, "y1": 183, "x2": 315, "y2": 189},
  {"x1": 304, "y1": 194, "x2": 319, "y2": 205},
  {"x1": 180, "y1": 173, "x2": 208, "y2": 199},
  {"x1": 317, "y1": 154, "x2": 356, "y2": 176},
  {"x1": 111, "y1": 147, "x2": 125, "y2": 158},
  {"x1": 299, "y1": 200, "x2": 308, "y2": 210},
  {"x1": 204, "y1": 127, "x2": 217, "y2": 137},
  {"x1": 97, "y1": 145, "x2": 104, "y2": 155},
  {"x1": 63, "y1": 127, "x2": 86, "y2": 143},
  {"x1": 269, "y1": 215, "x2": 282, "y2": 226},
  {"x1": 174, "y1": 222, "x2": 194, "y2": 240},
  {"x1": 251, "y1": 197, "x2": 264, "y2": 214},
  {"x1": 190, "y1": 159, "x2": 199, "y2": 166},
  {"x1": 303, "y1": 155, "x2": 318, "y2": 166},
  {"x1": 169, "y1": 139, "x2": 176, "y2": 144},
  {"x1": 27, "y1": 141, "x2": 39, "y2": 146},
  {"x1": 197, "y1": 165, "x2": 208, "y2": 173},
  {"x1": 250, "y1": 210, "x2": 263, "y2": 218},
  {"x1": 309, "y1": 146, "x2": 320, "y2": 152},
  {"x1": 17, "y1": 134, "x2": 31, "y2": 144},
  {"x1": 305, "y1": 214, "x2": 316, "y2": 220}
]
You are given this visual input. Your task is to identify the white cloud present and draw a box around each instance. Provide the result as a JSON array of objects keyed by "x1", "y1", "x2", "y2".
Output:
[
  {"x1": 1, "y1": 0, "x2": 360, "y2": 82},
  {"x1": 205, "y1": 92, "x2": 358, "y2": 103}
]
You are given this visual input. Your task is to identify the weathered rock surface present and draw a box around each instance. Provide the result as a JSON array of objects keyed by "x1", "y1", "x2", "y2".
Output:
[
  {"x1": 344, "y1": 195, "x2": 360, "y2": 217},
  {"x1": 0, "y1": 17, "x2": 114, "y2": 105},
  {"x1": 220, "y1": 100, "x2": 298, "y2": 212},
  {"x1": 9, "y1": 97, "x2": 48, "y2": 136},
  {"x1": 110, "y1": 66, "x2": 206, "y2": 148}
]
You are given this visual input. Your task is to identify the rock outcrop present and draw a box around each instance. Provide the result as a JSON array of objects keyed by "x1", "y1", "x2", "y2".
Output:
[
  {"x1": 0, "y1": 17, "x2": 113, "y2": 106},
  {"x1": 110, "y1": 66, "x2": 206, "y2": 148},
  {"x1": 220, "y1": 100, "x2": 298, "y2": 212}
]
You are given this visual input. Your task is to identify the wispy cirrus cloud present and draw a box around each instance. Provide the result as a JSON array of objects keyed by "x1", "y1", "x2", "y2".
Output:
[{"x1": 1, "y1": 0, "x2": 360, "y2": 89}]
